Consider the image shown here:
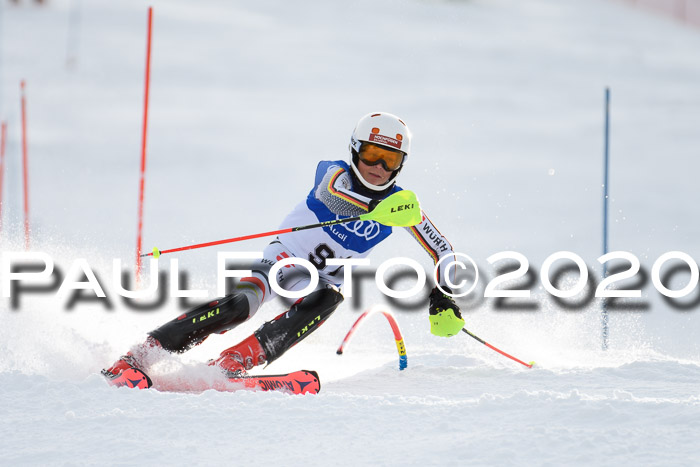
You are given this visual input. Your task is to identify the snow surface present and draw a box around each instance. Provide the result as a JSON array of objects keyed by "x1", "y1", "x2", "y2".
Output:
[{"x1": 1, "y1": 0, "x2": 700, "y2": 465}]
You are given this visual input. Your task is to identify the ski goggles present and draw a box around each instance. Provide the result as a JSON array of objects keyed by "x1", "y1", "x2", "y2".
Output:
[{"x1": 358, "y1": 143, "x2": 405, "y2": 172}]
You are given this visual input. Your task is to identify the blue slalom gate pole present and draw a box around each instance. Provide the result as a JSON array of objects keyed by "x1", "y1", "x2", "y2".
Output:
[
  {"x1": 66, "y1": 0, "x2": 83, "y2": 69},
  {"x1": 601, "y1": 87, "x2": 611, "y2": 351}
]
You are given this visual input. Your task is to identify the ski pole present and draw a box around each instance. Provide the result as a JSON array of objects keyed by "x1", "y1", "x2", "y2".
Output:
[
  {"x1": 141, "y1": 190, "x2": 421, "y2": 258},
  {"x1": 462, "y1": 328, "x2": 534, "y2": 369}
]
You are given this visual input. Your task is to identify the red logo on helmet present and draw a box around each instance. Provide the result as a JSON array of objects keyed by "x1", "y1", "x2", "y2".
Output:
[{"x1": 368, "y1": 133, "x2": 402, "y2": 150}]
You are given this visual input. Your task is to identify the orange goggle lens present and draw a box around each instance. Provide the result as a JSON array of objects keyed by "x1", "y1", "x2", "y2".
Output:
[{"x1": 358, "y1": 145, "x2": 405, "y2": 171}]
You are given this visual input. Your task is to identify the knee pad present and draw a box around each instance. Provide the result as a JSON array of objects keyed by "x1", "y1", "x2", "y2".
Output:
[
  {"x1": 149, "y1": 293, "x2": 250, "y2": 353},
  {"x1": 255, "y1": 287, "x2": 344, "y2": 363}
]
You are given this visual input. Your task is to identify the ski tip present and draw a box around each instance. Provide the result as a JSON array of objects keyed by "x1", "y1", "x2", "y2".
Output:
[
  {"x1": 528, "y1": 361, "x2": 536, "y2": 368},
  {"x1": 103, "y1": 367, "x2": 152, "y2": 390},
  {"x1": 301, "y1": 370, "x2": 321, "y2": 394}
]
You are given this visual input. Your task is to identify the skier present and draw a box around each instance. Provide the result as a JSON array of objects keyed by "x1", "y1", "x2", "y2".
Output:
[{"x1": 103, "y1": 112, "x2": 465, "y2": 387}]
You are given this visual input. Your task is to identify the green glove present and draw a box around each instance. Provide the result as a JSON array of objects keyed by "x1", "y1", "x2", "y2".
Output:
[{"x1": 429, "y1": 286, "x2": 464, "y2": 337}]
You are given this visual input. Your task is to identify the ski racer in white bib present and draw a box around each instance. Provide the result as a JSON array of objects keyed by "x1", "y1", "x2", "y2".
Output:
[{"x1": 103, "y1": 112, "x2": 465, "y2": 384}]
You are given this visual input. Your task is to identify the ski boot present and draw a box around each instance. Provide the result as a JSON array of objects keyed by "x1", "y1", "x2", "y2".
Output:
[{"x1": 210, "y1": 333, "x2": 267, "y2": 378}]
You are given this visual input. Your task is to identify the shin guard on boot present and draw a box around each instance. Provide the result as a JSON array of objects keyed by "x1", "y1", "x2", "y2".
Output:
[
  {"x1": 254, "y1": 287, "x2": 344, "y2": 364},
  {"x1": 149, "y1": 293, "x2": 250, "y2": 353}
]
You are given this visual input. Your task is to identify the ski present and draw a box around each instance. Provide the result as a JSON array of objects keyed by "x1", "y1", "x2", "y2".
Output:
[
  {"x1": 102, "y1": 367, "x2": 153, "y2": 390},
  {"x1": 227, "y1": 370, "x2": 321, "y2": 395},
  {"x1": 103, "y1": 367, "x2": 320, "y2": 395}
]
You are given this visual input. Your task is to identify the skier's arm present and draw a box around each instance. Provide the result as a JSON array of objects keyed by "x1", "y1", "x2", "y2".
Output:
[
  {"x1": 404, "y1": 211, "x2": 458, "y2": 287},
  {"x1": 315, "y1": 165, "x2": 373, "y2": 216},
  {"x1": 405, "y1": 212, "x2": 464, "y2": 337}
]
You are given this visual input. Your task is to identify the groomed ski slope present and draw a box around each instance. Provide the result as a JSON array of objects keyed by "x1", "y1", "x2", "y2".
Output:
[{"x1": 1, "y1": 0, "x2": 700, "y2": 465}]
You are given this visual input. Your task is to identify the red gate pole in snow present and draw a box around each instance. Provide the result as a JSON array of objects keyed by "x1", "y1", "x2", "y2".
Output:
[
  {"x1": 136, "y1": 6, "x2": 153, "y2": 279},
  {"x1": 337, "y1": 305, "x2": 408, "y2": 371},
  {"x1": 0, "y1": 121, "x2": 7, "y2": 235},
  {"x1": 20, "y1": 81, "x2": 30, "y2": 250}
]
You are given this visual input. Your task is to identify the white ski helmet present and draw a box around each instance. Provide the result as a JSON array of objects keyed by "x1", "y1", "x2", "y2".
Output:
[{"x1": 349, "y1": 112, "x2": 412, "y2": 192}]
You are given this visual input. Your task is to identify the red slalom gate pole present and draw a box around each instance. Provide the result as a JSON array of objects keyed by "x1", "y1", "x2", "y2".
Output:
[
  {"x1": 20, "y1": 81, "x2": 30, "y2": 250},
  {"x1": 136, "y1": 6, "x2": 153, "y2": 279},
  {"x1": 336, "y1": 306, "x2": 408, "y2": 371},
  {"x1": 0, "y1": 121, "x2": 6, "y2": 234}
]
